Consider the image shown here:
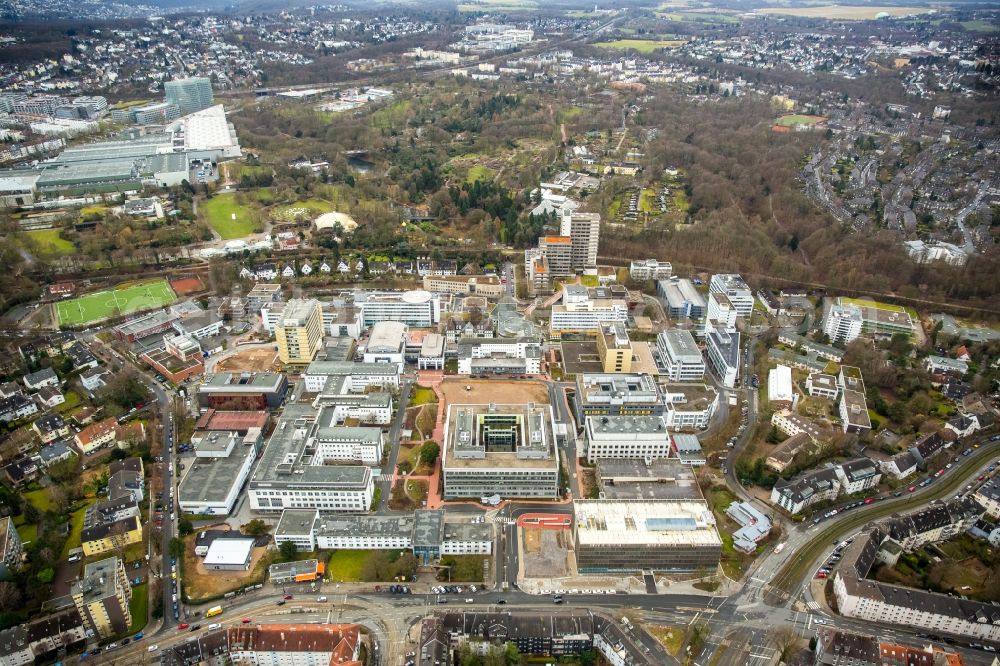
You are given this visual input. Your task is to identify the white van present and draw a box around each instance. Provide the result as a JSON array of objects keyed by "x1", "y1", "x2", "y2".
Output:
[
  {"x1": 208, "y1": 623, "x2": 221, "y2": 630},
  {"x1": 317, "y1": 596, "x2": 328, "y2": 602}
]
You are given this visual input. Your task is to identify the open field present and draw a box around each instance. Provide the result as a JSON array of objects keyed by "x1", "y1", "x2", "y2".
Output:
[
  {"x1": 410, "y1": 385, "x2": 437, "y2": 406},
  {"x1": 271, "y1": 199, "x2": 335, "y2": 224},
  {"x1": 56, "y1": 279, "x2": 175, "y2": 326},
  {"x1": 24, "y1": 488, "x2": 52, "y2": 513},
  {"x1": 183, "y1": 532, "x2": 270, "y2": 601},
  {"x1": 775, "y1": 114, "x2": 826, "y2": 127},
  {"x1": 215, "y1": 347, "x2": 279, "y2": 373},
  {"x1": 593, "y1": 39, "x2": 686, "y2": 53},
  {"x1": 657, "y1": 11, "x2": 739, "y2": 23},
  {"x1": 439, "y1": 378, "x2": 550, "y2": 407},
  {"x1": 201, "y1": 193, "x2": 257, "y2": 239},
  {"x1": 465, "y1": 164, "x2": 494, "y2": 184},
  {"x1": 757, "y1": 5, "x2": 933, "y2": 19},
  {"x1": 327, "y1": 550, "x2": 370, "y2": 582},
  {"x1": 26, "y1": 229, "x2": 75, "y2": 256},
  {"x1": 457, "y1": 0, "x2": 537, "y2": 10}
]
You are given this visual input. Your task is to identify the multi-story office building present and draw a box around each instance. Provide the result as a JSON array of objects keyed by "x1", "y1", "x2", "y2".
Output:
[
  {"x1": 197, "y1": 372, "x2": 288, "y2": 410},
  {"x1": 71, "y1": 557, "x2": 131, "y2": 640},
  {"x1": 313, "y1": 416, "x2": 384, "y2": 465},
  {"x1": 273, "y1": 508, "x2": 492, "y2": 558},
  {"x1": 549, "y1": 286, "x2": 627, "y2": 338},
  {"x1": 574, "y1": 500, "x2": 722, "y2": 573},
  {"x1": 704, "y1": 292, "x2": 738, "y2": 334},
  {"x1": 357, "y1": 290, "x2": 441, "y2": 327},
  {"x1": 559, "y1": 212, "x2": 600, "y2": 272},
  {"x1": 442, "y1": 403, "x2": 559, "y2": 500},
  {"x1": 661, "y1": 383, "x2": 718, "y2": 431},
  {"x1": 596, "y1": 321, "x2": 632, "y2": 373},
  {"x1": 248, "y1": 405, "x2": 374, "y2": 513},
  {"x1": 574, "y1": 373, "x2": 663, "y2": 420},
  {"x1": 178, "y1": 430, "x2": 260, "y2": 515},
  {"x1": 705, "y1": 327, "x2": 740, "y2": 388},
  {"x1": 363, "y1": 321, "x2": 407, "y2": 364},
  {"x1": 312, "y1": 380, "x2": 393, "y2": 425},
  {"x1": 246, "y1": 283, "x2": 283, "y2": 313},
  {"x1": 422, "y1": 274, "x2": 504, "y2": 298},
  {"x1": 655, "y1": 329, "x2": 704, "y2": 381},
  {"x1": 133, "y1": 101, "x2": 180, "y2": 125},
  {"x1": 708, "y1": 274, "x2": 753, "y2": 317},
  {"x1": 629, "y1": 259, "x2": 672, "y2": 281},
  {"x1": 275, "y1": 299, "x2": 324, "y2": 365},
  {"x1": 457, "y1": 338, "x2": 541, "y2": 375},
  {"x1": 303, "y1": 360, "x2": 401, "y2": 393},
  {"x1": 584, "y1": 415, "x2": 670, "y2": 463},
  {"x1": 657, "y1": 278, "x2": 706, "y2": 320},
  {"x1": 164, "y1": 77, "x2": 214, "y2": 116},
  {"x1": 824, "y1": 303, "x2": 864, "y2": 344}
]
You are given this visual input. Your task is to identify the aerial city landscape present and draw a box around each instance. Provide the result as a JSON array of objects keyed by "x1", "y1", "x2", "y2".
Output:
[{"x1": 0, "y1": 0, "x2": 998, "y2": 664}]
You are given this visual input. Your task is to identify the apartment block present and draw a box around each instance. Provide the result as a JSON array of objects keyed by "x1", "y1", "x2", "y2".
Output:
[
  {"x1": 71, "y1": 557, "x2": 131, "y2": 640},
  {"x1": 629, "y1": 259, "x2": 672, "y2": 281},
  {"x1": 559, "y1": 212, "x2": 600, "y2": 272},
  {"x1": 275, "y1": 299, "x2": 324, "y2": 365}
]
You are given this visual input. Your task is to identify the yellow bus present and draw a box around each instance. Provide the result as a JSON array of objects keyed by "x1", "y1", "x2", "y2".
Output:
[{"x1": 206, "y1": 606, "x2": 223, "y2": 618}]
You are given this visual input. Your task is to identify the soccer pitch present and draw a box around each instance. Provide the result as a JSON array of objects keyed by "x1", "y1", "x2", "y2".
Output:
[{"x1": 56, "y1": 280, "x2": 176, "y2": 327}]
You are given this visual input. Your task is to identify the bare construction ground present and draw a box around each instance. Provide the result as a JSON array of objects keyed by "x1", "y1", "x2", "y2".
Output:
[
  {"x1": 439, "y1": 378, "x2": 550, "y2": 407},
  {"x1": 521, "y1": 527, "x2": 571, "y2": 578},
  {"x1": 215, "y1": 347, "x2": 279, "y2": 373}
]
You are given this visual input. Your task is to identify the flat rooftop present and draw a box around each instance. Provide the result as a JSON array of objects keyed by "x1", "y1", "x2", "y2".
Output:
[
  {"x1": 587, "y1": 415, "x2": 668, "y2": 436},
  {"x1": 250, "y1": 404, "x2": 371, "y2": 489},
  {"x1": 201, "y1": 372, "x2": 285, "y2": 391},
  {"x1": 659, "y1": 383, "x2": 717, "y2": 410},
  {"x1": 574, "y1": 500, "x2": 722, "y2": 547},
  {"x1": 203, "y1": 537, "x2": 255, "y2": 566},
  {"x1": 178, "y1": 446, "x2": 255, "y2": 505},
  {"x1": 444, "y1": 403, "x2": 556, "y2": 470},
  {"x1": 305, "y1": 360, "x2": 400, "y2": 376},
  {"x1": 315, "y1": 513, "x2": 413, "y2": 539}
]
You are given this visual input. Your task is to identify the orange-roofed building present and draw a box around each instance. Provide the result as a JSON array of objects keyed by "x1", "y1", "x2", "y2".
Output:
[
  {"x1": 74, "y1": 416, "x2": 119, "y2": 455},
  {"x1": 194, "y1": 409, "x2": 270, "y2": 435},
  {"x1": 228, "y1": 623, "x2": 361, "y2": 666},
  {"x1": 879, "y1": 641, "x2": 964, "y2": 666}
]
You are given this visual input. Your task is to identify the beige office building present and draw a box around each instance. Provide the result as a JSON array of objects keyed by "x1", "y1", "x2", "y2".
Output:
[
  {"x1": 596, "y1": 321, "x2": 633, "y2": 373},
  {"x1": 275, "y1": 299, "x2": 324, "y2": 365}
]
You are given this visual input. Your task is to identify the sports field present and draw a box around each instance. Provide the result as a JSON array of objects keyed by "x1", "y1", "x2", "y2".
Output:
[
  {"x1": 201, "y1": 193, "x2": 257, "y2": 240},
  {"x1": 775, "y1": 114, "x2": 826, "y2": 127},
  {"x1": 56, "y1": 279, "x2": 176, "y2": 326}
]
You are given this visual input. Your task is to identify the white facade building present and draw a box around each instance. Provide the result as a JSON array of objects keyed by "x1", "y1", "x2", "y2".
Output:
[
  {"x1": 584, "y1": 415, "x2": 671, "y2": 463},
  {"x1": 357, "y1": 290, "x2": 441, "y2": 327},
  {"x1": 655, "y1": 329, "x2": 705, "y2": 382},
  {"x1": 629, "y1": 259, "x2": 672, "y2": 281},
  {"x1": 708, "y1": 274, "x2": 753, "y2": 317},
  {"x1": 824, "y1": 303, "x2": 864, "y2": 345}
]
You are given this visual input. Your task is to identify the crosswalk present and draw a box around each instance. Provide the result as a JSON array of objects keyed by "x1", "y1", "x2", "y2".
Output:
[
  {"x1": 376, "y1": 474, "x2": 394, "y2": 483},
  {"x1": 492, "y1": 516, "x2": 517, "y2": 525}
]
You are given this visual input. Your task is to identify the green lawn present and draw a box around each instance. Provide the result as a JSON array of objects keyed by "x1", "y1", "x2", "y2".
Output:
[
  {"x1": 26, "y1": 229, "x2": 75, "y2": 256},
  {"x1": 327, "y1": 550, "x2": 371, "y2": 582},
  {"x1": 201, "y1": 193, "x2": 257, "y2": 239},
  {"x1": 62, "y1": 499, "x2": 96, "y2": 558},
  {"x1": 410, "y1": 385, "x2": 438, "y2": 407},
  {"x1": 958, "y1": 20, "x2": 999, "y2": 32},
  {"x1": 56, "y1": 279, "x2": 176, "y2": 326},
  {"x1": 840, "y1": 296, "x2": 906, "y2": 313},
  {"x1": 593, "y1": 39, "x2": 686, "y2": 53},
  {"x1": 465, "y1": 164, "x2": 494, "y2": 184},
  {"x1": 128, "y1": 583, "x2": 148, "y2": 634},
  {"x1": 16, "y1": 522, "x2": 37, "y2": 545},
  {"x1": 24, "y1": 488, "x2": 52, "y2": 513},
  {"x1": 775, "y1": 114, "x2": 826, "y2": 127}
]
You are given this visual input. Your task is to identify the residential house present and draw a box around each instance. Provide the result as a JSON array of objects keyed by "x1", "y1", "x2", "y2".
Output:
[
  {"x1": 23, "y1": 368, "x2": 58, "y2": 391},
  {"x1": 32, "y1": 413, "x2": 69, "y2": 444},
  {"x1": 770, "y1": 468, "x2": 840, "y2": 515},
  {"x1": 73, "y1": 416, "x2": 118, "y2": 455},
  {"x1": 35, "y1": 385, "x2": 65, "y2": 409}
]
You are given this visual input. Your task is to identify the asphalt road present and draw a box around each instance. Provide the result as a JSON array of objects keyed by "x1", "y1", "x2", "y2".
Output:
[
  {"x1": 378, "y1": 377, "x2": 413, "y2": 513},
  {"x1": 765, "y1": 432, "x2": 1000, "y2": 604}
]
